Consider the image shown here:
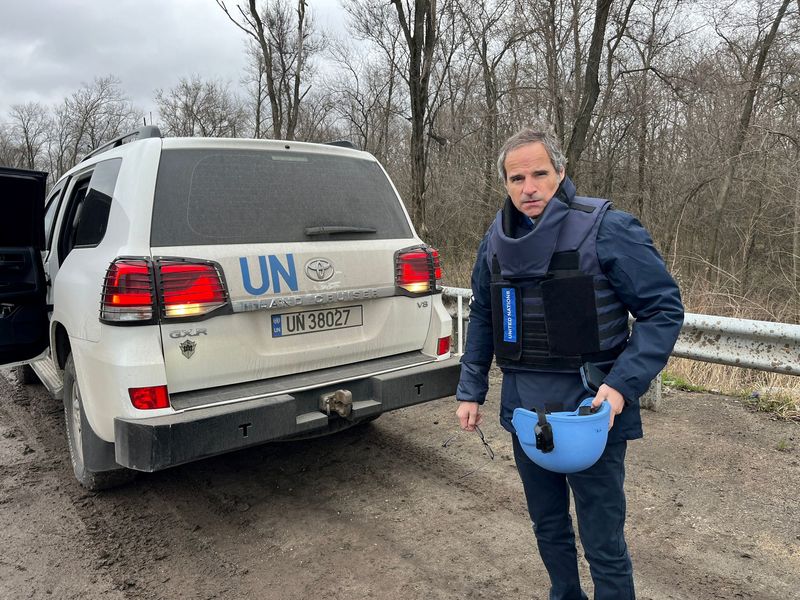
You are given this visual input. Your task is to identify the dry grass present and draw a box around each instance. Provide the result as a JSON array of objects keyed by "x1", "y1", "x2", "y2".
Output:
[{"x1": 666, "y1": 358, "x2": 800, "y2": 422}]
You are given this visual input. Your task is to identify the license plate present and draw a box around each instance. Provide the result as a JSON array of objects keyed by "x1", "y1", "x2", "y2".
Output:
[{"x1": 271, "y1": 305, "x2": 363, "y2": 337}]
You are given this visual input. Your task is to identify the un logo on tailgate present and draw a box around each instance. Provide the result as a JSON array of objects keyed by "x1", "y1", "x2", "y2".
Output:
[
  {"x1": 305, "y1": 258, "x2": 334, "y2": 282},
  {"x1": 239, "y1": 254, "x2": 299, "y2": 295}
]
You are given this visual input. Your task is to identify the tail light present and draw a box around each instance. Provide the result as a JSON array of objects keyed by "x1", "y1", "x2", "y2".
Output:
[
  {"x1": 437, "y1": 336, "x2": 451, "y2": 356},
  {"x1": 100, "y1": 259, "x2": 156, "y2": 323},
  {"x1": 100, "y1": 257, "x2": 229, "y2": 324},
  {"x1": 129, "y1": 385, "x2": 170, "y2": 409},
  {"x1": 157, "y1": 260, "x2": 227, "y2": 319},
  {"x1": 396, "y1": 246, "x2": 442, "y2": 295}
]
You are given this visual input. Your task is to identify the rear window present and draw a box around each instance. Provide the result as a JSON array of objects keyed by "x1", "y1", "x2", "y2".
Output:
[
  {"x1": 74, "y1": 158, "x2": 121, "y2": 247},
  {"x1": 150, "y1": 149, "x2": 412, "y2": 246}
]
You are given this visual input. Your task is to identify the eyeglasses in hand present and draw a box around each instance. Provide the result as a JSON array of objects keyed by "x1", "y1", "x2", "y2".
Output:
[{"x1": 442, "y1": 425, "x2": 495, "y2": 478}]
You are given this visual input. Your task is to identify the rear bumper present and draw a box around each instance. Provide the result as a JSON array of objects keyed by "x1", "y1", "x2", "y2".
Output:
[{"x1": 114, "y1": 356, "x2": 461, "y2": 472}]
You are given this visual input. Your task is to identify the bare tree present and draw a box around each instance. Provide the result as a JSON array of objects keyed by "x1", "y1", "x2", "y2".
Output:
[
  {"x1": 517, "y1": 0, "x2": 576, "y2": 142},
  {"x1": 342, "y1": 0, "x2": 440, "y2": 232},
  {"x1": 457, "y1": 0, "x2": 526, "y2": 208},
  {"x1": 217, "y1": 0, "x2": 321, "y2": 140},
  {"x1": 326, "y1": 40, "x2": 402, "y2": 159},
  {"x1": 564, "y1": 0, "x2": 615, "y2": 176},
  {"x1": 390, "y1": 0, "x2": 439, "y2": 234},
  {"x1": 706, "y1": 0, "x2": 793, "y2": 278},
  {"x1": 0, "y1": 124, "x2": 21, "y2": 168},
  {"x1": 242, "y1": 44, "x2": 269, "y2": 138},
  {"x1": 42, "y1": 76, "x2": 141, "y2": 179},
  {"x1": 9, "y1": 102, "x2": 50, "y2": 170},
  {"x1": 65, "y1": 76, "x2": 142, "y2": 158},
  {"x1": 155, "y1": 75, "x2": 249, "y2": 137},
  {"x1": 47, "y1": 105, "x2": 75, "y2": 180}
]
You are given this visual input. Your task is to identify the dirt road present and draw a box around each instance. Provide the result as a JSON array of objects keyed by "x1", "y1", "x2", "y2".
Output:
[{"x1": 1, "y1": 368, "x2": 798, "y2": 600}]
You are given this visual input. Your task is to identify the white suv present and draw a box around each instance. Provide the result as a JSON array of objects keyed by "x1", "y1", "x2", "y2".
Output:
[{"x1": 0, "y1": 127, "x2": 458, "y2": 490}]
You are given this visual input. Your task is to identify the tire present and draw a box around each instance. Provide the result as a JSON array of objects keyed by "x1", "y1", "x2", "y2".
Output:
[
  {"x1": 15, "y1": 364, "x2": 40, "y2": 385},
  {"x1": 63, "y1": 354, "x2": 136, "y2": 491}
]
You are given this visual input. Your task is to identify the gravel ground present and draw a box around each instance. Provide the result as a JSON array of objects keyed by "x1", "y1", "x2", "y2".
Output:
[{"x1": 1, "y1": 368, "x2": 798, "y2": 600}]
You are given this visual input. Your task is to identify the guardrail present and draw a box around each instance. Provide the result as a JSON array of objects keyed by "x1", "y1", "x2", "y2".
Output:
[{"x1": 442, "y1": 286, "x2": 800, "y2": 376}]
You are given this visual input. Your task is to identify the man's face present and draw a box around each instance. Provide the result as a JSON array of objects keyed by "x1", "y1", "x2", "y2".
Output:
[{"x1": 503, "y1": 142, "x2": 565, "y2": 218}]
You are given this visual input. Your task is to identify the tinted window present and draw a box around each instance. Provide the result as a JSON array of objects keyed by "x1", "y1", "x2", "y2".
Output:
[
  {"x1": 151, "y1": 149, "x2": 412, "y2": 246},
  {"x1": 58, "y1": 159, "x2": 121, "y2": 262},
  {"x1": 0, "y1": 167, "x2": 47, "y2": 248},
  {"x1": 73, "y1": 159, "x2": 121, "y2": 247},
  {"x1": 58, "y1": 177, "x2": 90, "y2": 263},
  {"x1": 44, "y1": 181, "x2": 66, "y2": 250}
]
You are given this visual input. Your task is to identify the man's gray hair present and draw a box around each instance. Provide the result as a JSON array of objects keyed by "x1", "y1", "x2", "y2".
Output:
[{"x1": 497, "y1": 124, "x2": 566, "y2": 182}]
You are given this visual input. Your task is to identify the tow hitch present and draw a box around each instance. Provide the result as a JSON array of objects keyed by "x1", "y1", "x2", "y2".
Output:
[{"x1": 320, "y1": 389, "x2": 353, "y2": 418}]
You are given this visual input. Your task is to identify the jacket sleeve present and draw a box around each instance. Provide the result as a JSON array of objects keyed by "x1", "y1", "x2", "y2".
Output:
[
  {"x1": 455, "y1": 235, "x2": 495, "y2": 404},
  {"x1": 597, "y1": 210, "x2": 684, "y2": 403}
]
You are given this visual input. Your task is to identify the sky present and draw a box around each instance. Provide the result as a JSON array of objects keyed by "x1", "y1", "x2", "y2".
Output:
[{"x1": 0, "y1": 0, "x2": 348, "y2": 119}]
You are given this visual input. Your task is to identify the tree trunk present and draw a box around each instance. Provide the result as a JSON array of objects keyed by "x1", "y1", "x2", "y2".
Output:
[
  {"x1": 246, "y1": 0, "x2": 281, "y2": 138},
  {"x1": 254, "y1": 66, "x2": 263, "y2": 138},
  {"x1": 286, "y1": 0, "x2": 306, "y2": 140},
  {"x1": 706, "y1": 0, "x2": 792, "y2": 278},
  {"x1": 794, "y1": 157, "x2": 800, "y2": 291},
  {"x1": 481, "y1": 70, "x2": 498, "y2": 210},
  {"x1": 380, "y1": 44, "x2": 397, "y2": 161},
  {"x1": 636, "y1": 70, "x2": 649, "y2": 221},
  {"x1": 544, "y1": 0, "x2": 565, "y2": 141},
  {"x1": 392, "y1": 0, "x2": 437, "y2": 236},
  {"x1": 565, "y1": 0, "x2": 613, "y2": 177},
  {"x1": 740, "y1": 195, "x2": 763, "y2": 295}
]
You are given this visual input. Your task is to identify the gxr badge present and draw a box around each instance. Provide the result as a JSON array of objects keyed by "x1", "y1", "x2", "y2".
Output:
[{"x1": 180, "y1": 340, "x2": 196, "y2": 359}]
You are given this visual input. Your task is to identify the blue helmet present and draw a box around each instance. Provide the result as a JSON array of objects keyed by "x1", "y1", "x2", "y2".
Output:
[{"x1": 512, "y1": 398, "x2": 611, "y2": 473}]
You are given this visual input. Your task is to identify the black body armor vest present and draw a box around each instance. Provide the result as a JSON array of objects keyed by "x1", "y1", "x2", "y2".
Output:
[{"x1": 486, "y1": 193, "x2": 629, "y2": 373}]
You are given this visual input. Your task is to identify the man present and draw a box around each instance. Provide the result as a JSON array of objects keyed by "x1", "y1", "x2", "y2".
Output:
[{"x1": 456, "y1": 125, "x2": 684, "y2": 600}]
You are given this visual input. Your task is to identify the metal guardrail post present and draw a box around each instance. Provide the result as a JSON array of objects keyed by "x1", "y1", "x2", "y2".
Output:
[
  {"x1": 442, "y1": 286, "x2": 472, "y2": 356},
  {"x1": 457, "y1": 295, "x2": 463, "y2": 355}
]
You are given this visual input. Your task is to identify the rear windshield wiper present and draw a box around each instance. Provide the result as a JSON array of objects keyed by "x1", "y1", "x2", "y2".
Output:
[{"x1": 304, "y1": 225, "x2": 378, "y2": 236}]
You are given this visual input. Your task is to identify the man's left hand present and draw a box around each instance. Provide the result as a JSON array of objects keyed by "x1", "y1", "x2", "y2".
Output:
[{"x1": 591, "y1": 383, "x2": 625, "y2": 429}]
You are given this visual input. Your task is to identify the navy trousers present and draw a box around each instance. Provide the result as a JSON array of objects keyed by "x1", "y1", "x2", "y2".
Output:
[{"x1": 512, "y1": 434, "x2": 635, "y2": 600}]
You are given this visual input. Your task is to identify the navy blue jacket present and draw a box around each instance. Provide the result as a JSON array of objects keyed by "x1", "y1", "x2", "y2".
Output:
[{"x1": 456, "y1": 179, "x2": 684, "y2": 442}]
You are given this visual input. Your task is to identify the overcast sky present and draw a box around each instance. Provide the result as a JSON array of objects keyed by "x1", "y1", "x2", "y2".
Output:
[{"x1": 0, "y1": 0, "x2": 347, "y2": 120}]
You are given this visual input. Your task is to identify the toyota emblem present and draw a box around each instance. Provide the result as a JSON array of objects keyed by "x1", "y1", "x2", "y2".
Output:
[{"x1": 305, "y1": 258, "x2": 335, "y2": 282}]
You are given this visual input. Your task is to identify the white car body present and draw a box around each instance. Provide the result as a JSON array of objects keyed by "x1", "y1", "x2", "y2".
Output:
[{"x1": 0, "y1": 129, "x2": 459, "y2": 488}]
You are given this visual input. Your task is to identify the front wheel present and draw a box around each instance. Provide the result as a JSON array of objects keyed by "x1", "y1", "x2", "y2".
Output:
[{"x1": 63, "y1": 354, "x2": 136, "y2": 491}]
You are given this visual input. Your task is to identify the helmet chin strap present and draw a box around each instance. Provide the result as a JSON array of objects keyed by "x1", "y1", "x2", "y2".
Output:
[{"x1": 534, "y1": 408, "x2": 555, "y2": 453}]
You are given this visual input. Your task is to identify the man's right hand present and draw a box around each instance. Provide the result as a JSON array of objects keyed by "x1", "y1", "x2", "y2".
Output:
[{"x1": 456, "y1": 401, "x2": 483, "y2": 432}]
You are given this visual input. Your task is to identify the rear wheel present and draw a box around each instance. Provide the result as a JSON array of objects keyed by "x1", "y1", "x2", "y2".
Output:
[{"x1": 63, "y1": 354, "x2": 136, "y2": 491}]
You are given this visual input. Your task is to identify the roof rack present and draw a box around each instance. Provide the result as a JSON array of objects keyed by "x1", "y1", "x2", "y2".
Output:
[
  {"x1": 79, "y1": 126, "x2": 162, "y2": 164},
  {"x1": 324, "y1": 140, "x2": 357, "y2": 150}
]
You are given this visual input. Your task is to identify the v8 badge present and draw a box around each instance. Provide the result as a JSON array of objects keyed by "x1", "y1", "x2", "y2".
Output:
[{"x1": 180, "y1": 339, "x2": 196, "y2": 359}]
